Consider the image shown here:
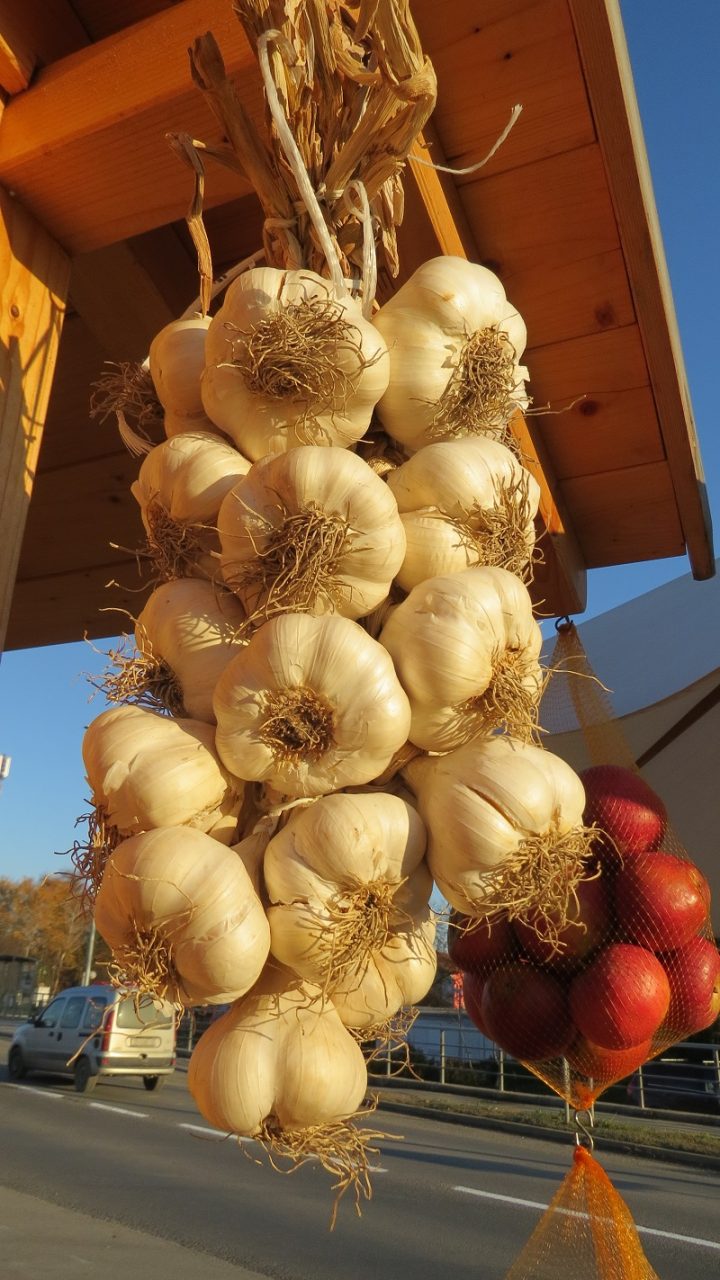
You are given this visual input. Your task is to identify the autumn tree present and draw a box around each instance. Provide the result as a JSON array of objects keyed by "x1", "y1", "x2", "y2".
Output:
[{"x1": 0, "y1": 875, "x2": 90, "y2": 990}]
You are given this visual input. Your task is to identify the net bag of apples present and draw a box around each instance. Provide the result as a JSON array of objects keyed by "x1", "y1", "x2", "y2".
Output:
[{"x1": 449, "y1": 621, "x2": 719, "y2": 1279}]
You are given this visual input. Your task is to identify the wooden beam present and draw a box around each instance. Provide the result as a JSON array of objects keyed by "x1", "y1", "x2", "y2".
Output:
[
  {"x1": 0, "y1": 0, "x2": 88, "y2": 94},
  {"x1": 0, "y1": 187, "x2": 69, "y2": 651},
  {"x1": 0, "y1": 0, "x2": 259, "y2": 253},
  {"x1": 69, "y1": 242, "x2": 179, "y2": 362},
  {"x1": 568, "y1": 0, "x2": 714, "y2": 581},
  {"x1": 400, "y1": 127, "x2": 587, "y2": 616}
]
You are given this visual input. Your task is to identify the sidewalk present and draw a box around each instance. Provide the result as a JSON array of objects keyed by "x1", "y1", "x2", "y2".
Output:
[{"x1": 0, "y1": 1186, "x2": 268, "y2": 1280}]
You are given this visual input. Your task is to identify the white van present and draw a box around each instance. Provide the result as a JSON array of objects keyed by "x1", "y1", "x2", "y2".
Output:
[{"x1": 7, "y1": 983, "x2": 176, "y2": 1092}]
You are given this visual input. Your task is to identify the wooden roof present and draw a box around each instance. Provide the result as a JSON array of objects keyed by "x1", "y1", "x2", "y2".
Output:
[{"x1": 0, "y1": 0, "x2": 713, "y2": 650}]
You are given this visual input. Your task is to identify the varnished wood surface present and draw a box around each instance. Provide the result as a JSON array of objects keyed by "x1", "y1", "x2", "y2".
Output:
[{"x1": 0, "y1": 0, "x2": 713, "y2": 647}]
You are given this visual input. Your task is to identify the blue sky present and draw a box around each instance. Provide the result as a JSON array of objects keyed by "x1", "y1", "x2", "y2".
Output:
[{"x1": 1, "y1": 0, "x2": 719, "y2": 881}]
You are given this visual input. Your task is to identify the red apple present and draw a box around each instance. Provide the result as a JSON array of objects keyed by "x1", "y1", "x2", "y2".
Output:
[
  {"x1": 481, "y1": 963, "x2": 574, "y2": 1061},
  {"x1": 463, "y1": 971, "x2": 490, "y2": 1036},
  {"x1": 569, "y1": 943, "x2": 671, "y2": 1050},
  {"x1": 659, "y1": 936, "x2": 720, "y2": 1036},
  {"x1": 513, "y1": 873, "x2": 610, "y2": 969},
  {"x1": 614, "y1": 851, "x2": 710, "y2": 950},
  {"x1": 580, "y1": 764, "x2": 666, "y2": 858},
  {"x1": 448, "y1": 912, "x2": 517, "y2": 975},
  {"x1": 565, "y1": 1035, "x2": 652, "y2": 1083}
]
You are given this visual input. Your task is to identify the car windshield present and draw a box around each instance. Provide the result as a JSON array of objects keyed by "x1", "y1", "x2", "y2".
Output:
[{"x1": 115, "y1": 995, "x2": 174, "y2": 1030}]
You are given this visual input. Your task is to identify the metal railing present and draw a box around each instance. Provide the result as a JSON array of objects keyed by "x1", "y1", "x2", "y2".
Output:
[{"x1": 373, "y1": 1013, "x2": 720, "y2": 1117}]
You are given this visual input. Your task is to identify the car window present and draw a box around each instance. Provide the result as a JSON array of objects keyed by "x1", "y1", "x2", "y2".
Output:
[
  {"x1": 60, "y1": 997, "x2": 86, "y2": 1029},
  {"x1": 81, "y1": 995, "x2": 110, "y2": 1031},
  {"x1": 116, "y1": 995, "x2": 173, "y2": 1030},
  {"x1": 38, "y1": 999, "x2": 65, "y2": 1028}
]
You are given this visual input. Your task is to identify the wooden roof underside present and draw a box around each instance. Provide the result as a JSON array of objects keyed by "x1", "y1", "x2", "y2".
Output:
[{"x1": 1, "y1": 0, "x2": 713, "y2": 650}]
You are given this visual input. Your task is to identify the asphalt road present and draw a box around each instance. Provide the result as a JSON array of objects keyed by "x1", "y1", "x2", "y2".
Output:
[{"x1": 1, "y1": 1051, "x2": 719, "y2": 1279}]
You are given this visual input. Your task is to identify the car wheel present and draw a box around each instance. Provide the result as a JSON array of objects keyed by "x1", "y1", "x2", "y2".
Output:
[
  {"x1": 142, "y1": 1075, "x2": 166, "y2": 1092},
  {"x1": 8, "y1": 1046, "x2": 27, "y2": 1080},
  {"x1": 73, "y1": 1057, "x2": 98, "y2": 1093}
]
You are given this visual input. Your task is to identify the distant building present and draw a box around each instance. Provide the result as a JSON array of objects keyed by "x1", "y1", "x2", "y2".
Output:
[{"x1": 0, "y1": 954, "x2": 37, "y2": 1013}]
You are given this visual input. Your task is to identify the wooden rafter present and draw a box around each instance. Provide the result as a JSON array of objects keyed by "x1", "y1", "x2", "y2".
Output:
[
  {"x1": 0, "y1": 0, "x2": 88, "y2": 94},
  {"x1": 567, "y1": 0, "x2": 713, "y2": 582},
  {"x1": 0, "y1": 0, "x2": 257, "y2": 253}
]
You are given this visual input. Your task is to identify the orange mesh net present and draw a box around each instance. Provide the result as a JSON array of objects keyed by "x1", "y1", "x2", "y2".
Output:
[
  {"x1": 449, "y1": 621, "x2": 719, "y2": 1278},
  {"x1": 504, "y1": 1146, "x2": 660, "y2": 1280},
  {"x1": 452, "y1": 622, "x2": 719, "y2": 1111}
]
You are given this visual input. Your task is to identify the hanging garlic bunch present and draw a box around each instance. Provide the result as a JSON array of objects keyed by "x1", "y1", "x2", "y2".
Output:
[
  {"x1": 148, "y1": 315, "x2": 221, "y2": 438},
  {"x1": 83, "y1": 704, "x2": 243, "y2": 848},
  {"x1": 131, "y1": 431, "x2": 251, "y2": 579},
  {"x1": 373, "y1": 256, "x2": 528, "y2": 453},
  {"x1": 386, "y1": 437, "x2": 540, "y2": 591},
  {"x1": 380, "y1": 567, "x2": 543, "y2": 751},
  {"x1": 101, "y1": 579, "x2": 246, "y2": 723},
  {"x1": 404, "y1": 737, "x2": 593, "y2": 941},
  {"x1": 201, "y1": 267, "x2": 390, "y2": 459},
  {"x1": 187, "y1": 963, "x2": 376, "y2": 1217},
  {"x1": 213, "y1": 613, "x2": 411, "y2": 797},
  {"x1": 263, "y1": 792, "x2": 437, "y2": 1028},
  {"x1": 95, "y1": 826, "x2": 270, "y2": 1006},
  {"x1": 218, "y1": 445, "x2": 406, "y2": 621}
]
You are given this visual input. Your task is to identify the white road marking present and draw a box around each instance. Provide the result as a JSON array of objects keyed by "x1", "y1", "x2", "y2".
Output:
[
  {"x1": 454, "y1": 1185, "x2": 720, "y2": 1252},
  {"x1": 88, "y1": 1102, "x2": 147, "y2": 1119},
  {"x1": 179, "y1": 1122, "x2": 251, "y2": 1143},
  {"x1": 1, "y1": 1083, "x2": 63, "y2": 1098}
]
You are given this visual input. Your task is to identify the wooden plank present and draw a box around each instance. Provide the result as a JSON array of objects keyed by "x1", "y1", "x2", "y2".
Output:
[
  {"x1": 0, "y1": 1, "x2": 88, "y2": 94},
  {"x1": 69, "y1": 2, "x2": 171, "y2": 42},
  {"x1": 128, "y1": 224, "x2": 200, "y2": 320},
  {"x1": 12, "y1": 449, "x2": 144, "y2": 582},
  {"x1": 460, "y1": 143, "x2": 621, "y2": 276},
  {"x1": 527, "y1": 325, "x2": 665, "y2": 480},
  {"x1": 563, "y1": 461, "x2": 685, "y2": 567},
  {"x1": 0, "y1": 187, "x2": 69, "y2": 651},
  {"x1": 568, "y1": 0, "x2": 714, "y2": 580},
  {"x1": 0, "y1": 0, "x2": 259, "y2": 253},
  {"x1": 413, "y1": 0, "x2": 594, "y2": 174},
  {"x1": 506, "y1": 246, "x2": 635, "y2": 351},
  {"x1": 70, "y1": 241, "x2": 178, "y2": 361},
  {"x1": 407, "y1": 122, "x2": 479, "y2": 262},
  {"x1": 6, "y1": 560, "x2": 148, "y2": 651},
  {"x1": 33, "y1": 314, "x2": 113, "y2": 473}
]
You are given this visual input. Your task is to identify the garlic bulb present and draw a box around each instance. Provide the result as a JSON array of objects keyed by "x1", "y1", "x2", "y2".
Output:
[
  {"x1": 131, "y1": 431, "x2": 251, "y2": 579},
  {"x1": 213, "y1": 613, "x2": 411, "y2": 797},
  {"x1": 218, "y1": 446, "x2": 406, "y2": 621},
  {"x1": 263, "y1": 792, "x2": 436, "y2": 1025},
  {"x1": 126, "y1": 578, "x2": 246, "y2": 722},
  {"x1": 149, "y1": 315, "x2": 211, "y2": 419},
  {"x1": 404, "y1": 737, "x2": 590, "y2": 931},
  {"x1": 83, "y1": 704, "x2": 242, "y2": 839},
  {"x1": 188, "y1": 964, "x2": 367, "y2": 1136},
  {"x1": 373, "y1": 256, "x2": 528, "y2": 453},
  {"x1": 330, "y1": 920, "x2": 437, "y2": 1031},
  {"x1": 163, "y1": 409, "x2": 227, "y2": 440},
  {"x1": 95, "y1": 826, "x2": 270, "y2": 1006},
  {"x1": 201, "y1": 267, "x2": 389, "y2": 460},
  {"x1": 380, "y1": 567, "x2": 543, "y2": 751},
  {"x1": 386, "y1": 437, "x2": 540, "y2": 591}
]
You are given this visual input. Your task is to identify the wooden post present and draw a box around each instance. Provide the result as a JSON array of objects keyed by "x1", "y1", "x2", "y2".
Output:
[{"x1": 0, "y1": 187, "x2": 69, "y2": 651}]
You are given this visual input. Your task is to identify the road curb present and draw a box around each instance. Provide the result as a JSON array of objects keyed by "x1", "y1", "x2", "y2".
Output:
[{"x1": 376, "y1": 1099, "x2": 720, "y2": 1174}]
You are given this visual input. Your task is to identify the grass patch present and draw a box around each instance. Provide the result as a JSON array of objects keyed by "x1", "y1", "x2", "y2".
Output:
[{"x1": 376, "y1": 1088, "x2": 720, "y2": 1158}]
